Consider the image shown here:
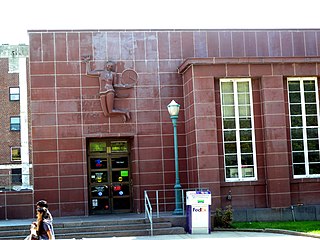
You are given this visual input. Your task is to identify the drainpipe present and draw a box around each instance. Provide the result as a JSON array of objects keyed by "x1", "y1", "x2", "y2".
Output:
[{"x1": 291, "y1": 203, "x2": 304, "y2": 222}]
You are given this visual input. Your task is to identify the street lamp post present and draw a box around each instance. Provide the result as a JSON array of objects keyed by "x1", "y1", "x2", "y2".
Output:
[{"x1": 167, "y1": 100, "x2": 183, "y2": 215}]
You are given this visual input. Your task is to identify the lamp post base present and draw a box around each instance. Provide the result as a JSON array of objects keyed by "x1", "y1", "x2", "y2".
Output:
[
  {"x1": 173, "y1": 183, "x2": 183, "y2": 215},
  {"x1": 173, "y1": 208, "x2": 183, "y2": 215}
]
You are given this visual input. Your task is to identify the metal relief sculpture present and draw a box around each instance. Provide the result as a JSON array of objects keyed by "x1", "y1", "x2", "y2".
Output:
[{"x1": 82, "y1": 56, "x2": 137, "y2": 122}]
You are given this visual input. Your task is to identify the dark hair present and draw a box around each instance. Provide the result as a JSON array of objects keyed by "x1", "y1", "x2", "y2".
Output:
[
  {"x1": 36, "y1": 207, "x2": 48, "y2": 235},
  {"x1": 36, "y1": 207, "x2": 51, "y2": 221},
  {"x1": 36, "y1": 200, "x2": 48, "y2": 208},
  {"x1": 36, "y1": 207, "x2": 47, "y2": 213}
]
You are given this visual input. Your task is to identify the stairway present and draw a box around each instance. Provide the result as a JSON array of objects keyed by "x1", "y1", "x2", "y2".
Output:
[{"x1": 0, "y1": 217, "x2": 186, "y2": 239}]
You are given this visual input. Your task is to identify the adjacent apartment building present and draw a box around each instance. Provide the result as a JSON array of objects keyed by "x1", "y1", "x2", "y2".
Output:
[
  {"x1": 0, "y1": 44, "x2": 32, "y2": 219},
  {"x1": 2, "y1": 29, "x2": 320, "y2": 219}
]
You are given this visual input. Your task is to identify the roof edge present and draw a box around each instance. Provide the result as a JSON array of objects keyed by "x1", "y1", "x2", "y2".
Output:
[{"x1": 178, "y1": 57, "x2": 320, "y2": 74}]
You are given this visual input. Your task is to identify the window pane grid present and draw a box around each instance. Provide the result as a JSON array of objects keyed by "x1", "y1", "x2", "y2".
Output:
[
  {"x1": 288, "y1": 77, "x2": 320, "y2": 178},
  {"x1": 9, "y1": 87, "x2": 20, "y2": 101},
  {"x1": 220, "y1": 78, "x2": 257, "y2": 182},
  {"x1": 10, "y1": 117, "x2": 20, "y2": 131}
]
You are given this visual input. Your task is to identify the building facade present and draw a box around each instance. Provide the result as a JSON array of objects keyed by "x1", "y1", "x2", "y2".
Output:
[
  {"x1": 2, "y1": 29, "x2": 320, "y2": 219},
  {"x1": 0, "y1": 44, "x2": 32, "y2": 219}
]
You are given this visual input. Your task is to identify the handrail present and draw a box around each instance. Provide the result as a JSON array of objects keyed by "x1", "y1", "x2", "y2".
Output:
[
  {"x1": 0, "y1": 173, "x2": 33, "y2": 191},
  {"x1": 144, "y1": 188, "x2": 209, "y2": 217},
  {"x1": 156, "y1": 190, "x2": 159, "y2": 218},
  {"x1": 144, "y1": 190, "x2": 153, "y2": 236}
]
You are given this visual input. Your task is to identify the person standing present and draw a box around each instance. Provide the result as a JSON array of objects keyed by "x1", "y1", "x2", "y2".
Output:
[
  {"x1": 32, "y1": 207, "x2": 55, "y2": 240},
  {"x1": 26, "y1": 200, "x2": 55, "y2": 240}
]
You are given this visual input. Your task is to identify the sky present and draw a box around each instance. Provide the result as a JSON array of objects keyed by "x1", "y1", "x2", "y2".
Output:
[{"x1": 1, "y1": 0, "x2": 319, "y2": 44}]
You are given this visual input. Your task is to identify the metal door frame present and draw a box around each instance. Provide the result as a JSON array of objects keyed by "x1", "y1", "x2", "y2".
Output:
[{"x1": 87, "y1": 138, "x2": 132, "y2": 214}]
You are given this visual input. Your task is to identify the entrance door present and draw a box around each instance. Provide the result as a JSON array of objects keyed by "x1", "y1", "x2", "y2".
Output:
[{"x1": 88, "y1": 139, "x2": 132, "y2": 214}]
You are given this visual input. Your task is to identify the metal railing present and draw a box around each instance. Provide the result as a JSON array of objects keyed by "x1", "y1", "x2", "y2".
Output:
[
  {"x1": 144, "y1": 190, "x2": 153, "y2": 236},
  {"x1": 144, "y1": 188, "x2": 209, "y2": 219},
  {"x1": 0, "y1": 173, "x2": 33, "y2": 191},
  {"x1": 0, "y1": 173, "x2": 33, "y2": 220}
]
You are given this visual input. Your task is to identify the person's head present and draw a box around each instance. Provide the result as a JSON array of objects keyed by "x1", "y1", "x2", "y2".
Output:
[
  {"x1": 36, "y1": 200, "x2": 48, "y2": 208},
  {"x1": 36, "y1": 207, "x2": 48, "y2": 220},
  {"x1": 36, "y1": 200, "x2": 53, "y2": 220},
  {"x1": 105, "y1": 61, "x2": 115, "y2": 71}
]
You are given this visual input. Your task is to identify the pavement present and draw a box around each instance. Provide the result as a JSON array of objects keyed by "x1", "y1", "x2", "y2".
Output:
[
  {"x1": 0, "y1": 214, "x2": 319, "y2": 240},
  {"x1": 81, "y1": 231, "x2": 320, "y2": 240}
]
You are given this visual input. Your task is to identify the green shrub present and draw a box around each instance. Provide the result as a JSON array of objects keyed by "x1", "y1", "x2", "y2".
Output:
[
  {"x1": 214, "y1": 205, "x2": 233, "y2": 228},
  {"x1": 214, "y1": 207, "x2": 223, "y2": 227}
]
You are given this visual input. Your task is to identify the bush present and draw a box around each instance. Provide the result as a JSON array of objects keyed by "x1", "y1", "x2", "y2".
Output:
[
  {"x1": 214, "y1": 205, "x2": 233, "y2": 228},
  {"x1": 214, "y1": 207, "x2": 223, "y2": 227}
]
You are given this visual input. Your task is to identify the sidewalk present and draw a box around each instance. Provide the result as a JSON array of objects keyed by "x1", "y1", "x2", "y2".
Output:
[
  {"x1": 82, "y1": 231, "x2": 320, "y2": 239},
  {"x1": 0, "y1": 215, "x2": 319, "y2": 240}
]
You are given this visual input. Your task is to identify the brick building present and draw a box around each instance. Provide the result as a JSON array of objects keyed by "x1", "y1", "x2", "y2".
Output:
[
  {"x1": 0, "y1": 44, "x2": 32, "y2": 219},
  {"x1": 2, "y1": 29, "x2": 320, "y2": 219}
]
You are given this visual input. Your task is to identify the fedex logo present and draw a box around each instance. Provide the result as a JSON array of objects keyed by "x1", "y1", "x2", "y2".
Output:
[{"x1": 193, "y1": 207, "x2": 207, "y2": 212}]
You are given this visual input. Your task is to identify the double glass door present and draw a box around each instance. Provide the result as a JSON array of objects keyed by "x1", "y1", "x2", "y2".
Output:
[{"x1": 88, "y1": 139, "x2": 131, "y2": 214}]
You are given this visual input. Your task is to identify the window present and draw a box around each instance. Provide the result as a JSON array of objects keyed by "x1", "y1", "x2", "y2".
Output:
[
  {"x1": 288, "y1": 77, "x2": 320, "y2": 178},
  {"x1": 111, "y1": 141, "x2": 128, "y2": 152},
  {"x1": 11, "y1": 147, "x2": 21, "y2": 161},
  {"x1": 10, "y1": 116, "x2": 20, "y2": 131},
  {"x1": 89, "y1": 142, "x2": 106, "y2": 153},
  {"x1": 220, "y1": 78, "x2": 257, "y2": 181},
  {"x1": 9, "y1": 87, "x2": 20, "y2": 101},
  {"x1": 11, "y1": 168, "x2": 22, "y2": 184}
]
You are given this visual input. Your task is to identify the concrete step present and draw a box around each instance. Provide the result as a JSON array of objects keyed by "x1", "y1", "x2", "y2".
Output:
[
  {"x1": 0, "y1": 218, "x2": 186, "y2": 239},
  {"x1": 56, "y1": 227, "x2": 186, "y2": 239},
  {"x1": 0, "y1": 229, "x2": 30, "y2": 238},
  {"x1": 56, "y1": 221, "x2": 172, "y2": 234}
]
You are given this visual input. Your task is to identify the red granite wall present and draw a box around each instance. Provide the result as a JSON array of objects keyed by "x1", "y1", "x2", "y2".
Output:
[
  {"x1": 183, "y1": 66, "x2": 197, "y2": 187},
  {"x1": 182, "y1": 65, "x2": 221, "y2": 207},
  {"x1": 29, "y1": 30, "x2": 189, "y2": 216},
  {"x1": 28, "y1": 29, "x2": 320, "y2": 217},
  {"x1": 261, "y1": 75, "x2": 291, "y2": 207},
  {"x1": 179, "y1": 57, "x2": 320, "y2": 209}
]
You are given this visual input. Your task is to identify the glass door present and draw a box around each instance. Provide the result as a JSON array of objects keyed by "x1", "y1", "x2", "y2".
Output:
[
  {"x1": 89, "y1": 156, "x2": 111, "y2": 213},
  {"x1": 111, "y1": 155, "x2": 131, "y2": 211},
  {"x1": 88, "y1": 139, "x2": 132, "y2": 214}
]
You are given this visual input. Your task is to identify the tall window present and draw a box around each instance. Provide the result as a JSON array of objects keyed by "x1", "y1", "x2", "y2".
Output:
[
  {"x1": 9, "y1": 87, "x2": 20, "y2": 101},
  {"x1": 10, "y1": 116, "x2": 20, "y2": 131},
  {"x1": 220, "y1": 78, "x2": 257, "y2": 181},
  {"x1": 288, "y1": 77, "x2": 320, "y2": 178}
]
